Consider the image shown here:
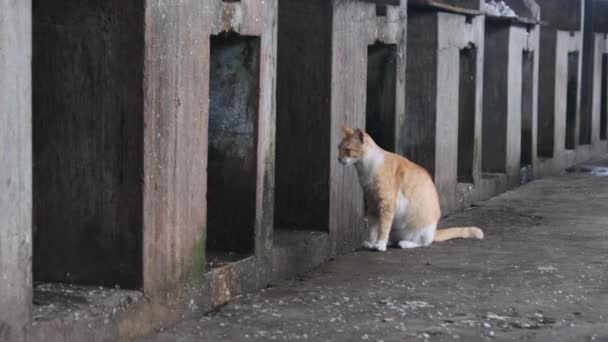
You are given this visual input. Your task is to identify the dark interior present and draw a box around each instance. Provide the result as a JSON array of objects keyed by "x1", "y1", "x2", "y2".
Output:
[
  {"x1": 537, "y1": 29, "x2": 557, "y2": 158},
  {"x1": 366, "y1": 43, "x2": 397, "y2": 152},
  {"x1": 601, "y1": 53, "x2": 608, "y2": 140},
  {"x1": 274, "y1": 0, "x2": 332, "y2": 233},
  {"x1": 521, "y1": 51, "x2": 535, "y2": 166},
  {"x1": 565, "y1": 51, "x2": 579, "y2": 150},
  {"x1": 206, "y1": 33, "x2": 260, "y2": 260},
  {"x1": 482, "y1": 22, "x2": 508, "y2": 174},
  {"x1": 404, "y1": 11, "x2": 439, "y2": 178},
  {"x1": 458, "y1": 45, "x2": 477, "y2": 183},
  {"x1": 32, "y1": 0, "x2": 144, "y2": 288}
]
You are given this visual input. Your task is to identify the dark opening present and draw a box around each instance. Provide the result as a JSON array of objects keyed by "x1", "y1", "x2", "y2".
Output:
[
  {"x1": 274, "y1": 0, "x2": 332, "y2": 234},
  {"x1": 404, "y1": 12, "x2": 438, "y2": 178},
  {"x1": 206, "y1": 34, "x2": 260, "y2": 266},
  {"x1": 578, "y1": 0, "x2": 594, "y2": 146},
  {"x1": 565, "y1": 51, "x2": 579, "y2": 150},
  {"x1": 482, "y1": 22, "x2": 508, "y2": 174},
  {"x1": 376, "y1": 4, "x2": 388, "y2": 16},
  {"x1": 366, "y1": 43, "x2": 397, "y2": 152},
  {"x1": 458, "y1": 45, "x2": 477, "y2": 183},
  {"x1": 537, "y1": 29, "x2": 557, "y2": 158},
  {"x1": 601, "y1": 54, "x2": 608, "y2": 140},
  {"x1": 32, "y1": 0, "x2": 144, "y2": 288},
  {"x1": 521, "y1": 51, "x2": 534, "y2": 166}
]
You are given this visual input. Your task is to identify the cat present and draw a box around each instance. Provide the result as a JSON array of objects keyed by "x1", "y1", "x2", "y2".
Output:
[{"x1": 338, "y1": 127, "x2": 484, "y2": 251}]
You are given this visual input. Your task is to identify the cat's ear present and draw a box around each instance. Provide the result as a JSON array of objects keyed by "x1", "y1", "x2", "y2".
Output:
[
  {"x1": 342, "y1": 126, "x2": 354, "y2": 138},
  {"x1": 354, "y1": 128, "x2": 365, "y2": 143}
]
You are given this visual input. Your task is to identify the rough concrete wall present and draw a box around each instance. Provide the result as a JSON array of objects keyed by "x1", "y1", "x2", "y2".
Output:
[
  {"x1": 405, "y1": 12, "x2": 439, "y2": 177},
  {"x1": 436, "y1": 12, "x2": 484, "y2": 212},
  {"x1": 406, "y1": 10, "x2": 484, "y2": 212},
  {"x1": 593, "y1": 0, "x2": 608, "y2": 33},
  {"x1": 382, "y1": 4, "x2": 408, "y2": 158},
  {"x1": 579, "y1": 0, "x2": 596, "y2": 145},
  {"x1": 520, "y1": 24, "x2": 540, "y2": 172},
  {"x1": 143, "y1": 0, "x2": 277, "y2": 295},
  {"x1": 370, "y1": 0, "x2": 401, "y2": 15},
  {"x1": 604, "y1": 51, "x2": 608, "y2": 140},
  {"x1": 330, "y1": 0, "x2": 378, "y2": 254},
  {"x1": 505, "y1": 26, "x2": 528, "y2": 178},
  {"x1": 482, "y1": 23, "x2": 532, "y2": 182},
  {"x1": 592, "y1": 35, "x2": 608, "y2": 142},
  {"x1": 406, "y1": 10, "x2": 484, "y2": 213},
  {"x1": 537, "y1": 27, "x2": 557, "y2": 157},
  {"x1": 32, "y1": 0, "x2": 144, "y2": 288},
  {"x1": 457, "y1": 45, "x2": 478, "y2": 183},
  {"x1": 565, "y1": 51, "x2": 580, "y2": 149},
  {"x1": 552, "y1": 32, "x2": 583, "y2": 160},
  {"x1": 527, "y1": 24, "x2": 541, "y2": 171},
  {"x1": 535, "y1": 0, "x2": 583, "y2": 31},
  {"x1": 370, "y1": 0, "x2": 401, "y2": 5},
  {"x1": 461, "y1": 22, "x2": 540, "y2": 207},
  {"x1": 276, "y1": 0, "x2": 405, "y2": 254},
  {"x1": 329, "y1": 0, "x2": 407, "y2": 254},
  {"x1": 537, "y1": 25, "x2": 587, "y2": 167},
  {"x1": 0, "y1": 1, "x2": 32, "y2": 340},
  {"x1": 482, "y1": 21, "x2": 510, "y2": 174},
  {"x1": 275, "y1": 0, "x2": 332, "y2": 232},
  {"x1": 410, "y1": 0, "x2": 483, "y2": 11},
  {"x1": 521, "y1": 49, "x2": 535, "y2": 166},
  {"x1": 141, "y1": 1, "x2": 212, "y2": 295},
  {"x1": 505, "y1": 0, "x2": 540, "y2": 21}
]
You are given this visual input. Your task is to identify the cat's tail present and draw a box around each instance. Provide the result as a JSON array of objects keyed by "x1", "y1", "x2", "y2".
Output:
[{"x1": 434, "y1": 227, "x2": 484, "y2": 242}]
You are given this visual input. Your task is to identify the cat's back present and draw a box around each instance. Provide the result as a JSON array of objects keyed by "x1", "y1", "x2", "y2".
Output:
[
  {"x1": 383, "y1": 151, "x2": 433, "y2": 184},
  {"x1": 385, "y1": 151, "x2": 441, "y2": 221}
]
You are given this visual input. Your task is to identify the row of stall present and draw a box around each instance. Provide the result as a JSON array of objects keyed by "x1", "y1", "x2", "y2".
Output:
[{"x1": 1, "y1": 0, "x2": 608, "y2": 340}]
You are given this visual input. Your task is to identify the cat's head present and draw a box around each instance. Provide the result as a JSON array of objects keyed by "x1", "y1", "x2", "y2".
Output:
[{"x1": 338, "y1": 126, "x2": 370, "y2": 165}]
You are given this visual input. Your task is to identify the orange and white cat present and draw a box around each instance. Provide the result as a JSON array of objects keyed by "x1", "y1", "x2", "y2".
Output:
[{"x1": 338, "y1": 127, "x2": 484, "y2": 252}]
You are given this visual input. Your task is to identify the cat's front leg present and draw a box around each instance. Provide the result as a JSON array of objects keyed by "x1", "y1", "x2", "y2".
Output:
[
  {"x1": 373, "y1": 204, "x2": 395, "y2": 252},
  {"x1": 362, "y1": 216, "x2": 379, "y2": 249}
]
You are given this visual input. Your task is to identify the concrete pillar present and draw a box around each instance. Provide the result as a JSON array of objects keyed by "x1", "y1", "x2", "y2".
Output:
[
  {"x1": 143, "y1": 0, "x2": 277, "y2": 300},
  {"x1": 29, "y1": 0, "x2": 276, "y2": 305},
  {"x1": 275, "y1": 0, "x2": 406, "y2": 260},
  {"x1": 0, "y1": 1, "x2": 32, "y2": 341},
  {"x1": 588, "y1": 0, "x2": 608, "y2": 149},
  {"x1": 331, "y1": 0, "x2": 406, "y2": 254},
  {"x1": 536, "y1": 0, "x2": 585, "y2": 175},
  {"x1": 591, "y1": 33, "x2": 608, "y2": 144},
  {"x1": 482, "y1": 16, "x2": 540, "y2": 187},
  {"x1": 406, "y1": 8, "x2": 484, "y2": 213}
]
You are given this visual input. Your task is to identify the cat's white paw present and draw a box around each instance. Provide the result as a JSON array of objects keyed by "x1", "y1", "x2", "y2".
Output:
[
  {"x1": 362, "y1": 240, "x2": 375, "y2": 249},
  {"x1": 398, "y1": 240, "x2": 421, "y2": 249},
  {"x1": 374, "y1": 240, "x2": 388, "y2": 252}
]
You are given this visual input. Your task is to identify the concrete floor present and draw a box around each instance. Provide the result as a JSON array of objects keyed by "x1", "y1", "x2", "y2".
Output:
[{"x1": 138, "y1": 158, "x2": 608, "y2": 342}]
